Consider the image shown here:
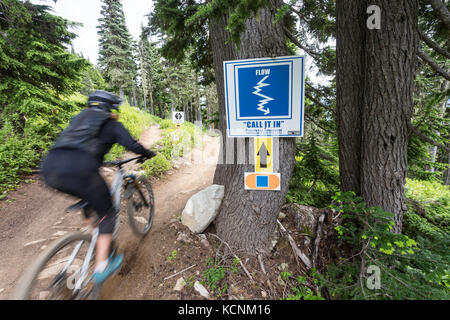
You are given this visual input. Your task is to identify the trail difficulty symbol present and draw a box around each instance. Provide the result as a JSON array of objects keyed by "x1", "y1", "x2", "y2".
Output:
[
  {"x1": 223, "y1": 55, "x2": 305, "y2": 137},
  {"x1": 253, "y1": 76, "x2": 273, "y2": 115}
]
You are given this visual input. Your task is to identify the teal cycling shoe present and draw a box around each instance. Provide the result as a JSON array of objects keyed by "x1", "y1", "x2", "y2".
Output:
[{"x1": 91, "y1": 254, "x2": 123, "y2": 284}]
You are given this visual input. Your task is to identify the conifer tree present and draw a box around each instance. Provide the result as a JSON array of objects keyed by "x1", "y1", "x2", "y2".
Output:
[{"x1": 97, "y1": 0, "x2": 137, "y2": 99}]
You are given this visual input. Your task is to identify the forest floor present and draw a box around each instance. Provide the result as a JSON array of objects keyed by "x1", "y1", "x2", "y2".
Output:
[{"x1": 0, "y1": 124, "x2": 328, "y2": 300}]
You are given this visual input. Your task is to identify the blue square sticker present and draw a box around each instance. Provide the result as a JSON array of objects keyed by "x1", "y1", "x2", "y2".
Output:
[{"x1": 256, "y1": 176, "x2": 269, "y2": 188}]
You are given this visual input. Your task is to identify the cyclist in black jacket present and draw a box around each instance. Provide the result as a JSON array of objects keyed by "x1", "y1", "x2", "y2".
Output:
[{"x1": 42, "y1": 90, "x2": 156, "y2": 284}]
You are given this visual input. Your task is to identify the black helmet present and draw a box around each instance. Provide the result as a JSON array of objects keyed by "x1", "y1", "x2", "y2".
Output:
[{"x1": 88, "y1": 90, "x2": 122, "y2": 112}]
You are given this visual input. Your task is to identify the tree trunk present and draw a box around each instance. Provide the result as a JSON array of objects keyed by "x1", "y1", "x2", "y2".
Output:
[
  {"x1": 336, "y1": 0, "x2": 366, "y2": 195},
  {"x1": 361, "y1": 0, "x2": 418, "y2": 233},
  {"x1": 336, "y1": 0, "x2": 419, "y2": 233},
  {"x1": 210, "y1": 3, "x2": 296, "y2": 253}
]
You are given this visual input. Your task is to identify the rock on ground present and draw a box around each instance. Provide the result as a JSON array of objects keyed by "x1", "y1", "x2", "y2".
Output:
[
  {"x1": 194, "y1": 281, "x2": 210, "y2": 299},
  {"x1": 181, "y1": 185, "x2": 225, "y2": 234},
  {"x1": 173, "y1": 277, "x2": 186, "y2": 291}
]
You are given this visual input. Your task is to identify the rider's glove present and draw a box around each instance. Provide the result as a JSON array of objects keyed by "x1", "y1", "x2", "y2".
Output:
[{"x1": 142, "y1": 149, "x2": 157, "y2": 159}]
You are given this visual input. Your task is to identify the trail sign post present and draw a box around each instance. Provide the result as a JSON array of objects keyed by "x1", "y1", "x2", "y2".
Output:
[
  {"x1": 223, "y1": 56, "x2": 305, "y2": 191},
  {"x1": 172, "y1": 111, "x2": 185, "y2": 125},
  {"x1": 223, "y1": 55, "x2": 305, "y2": 138}
]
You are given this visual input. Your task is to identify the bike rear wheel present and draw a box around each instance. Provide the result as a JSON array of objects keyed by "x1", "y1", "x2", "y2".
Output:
[
  {"x1": 127, "y1": 176, "x2": 154, "y2": 237},
  {"x1": 12, "y1": 232, "x2": 98, "y2": 300}
]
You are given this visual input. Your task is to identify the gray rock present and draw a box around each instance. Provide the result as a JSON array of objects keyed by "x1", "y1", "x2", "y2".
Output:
[
  {"x1": 173, "y1": 277, "x2": 186, "y2": 291},
  {"x1": 177, "y1": 232, "x2": 191, "y2": 243},
  {"x1": 181, "y1": 185, "x2": 225, "y2": 234},
  {"x1": 194, "y1": 281, "x2": 210, "y2": 299}
]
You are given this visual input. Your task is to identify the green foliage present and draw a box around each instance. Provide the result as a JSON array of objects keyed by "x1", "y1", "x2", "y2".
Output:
[
  {"x1": 0, "y1": 122, "x2": 42, "y2": 192},
  {"x1": 324, "y1": 191, "x2": 449, "y2": 300},
  {"x1": 0, "y1": 1, "x2": 91, "y2": 193},
  {"x1": 285, "y1": 276, "x2": 325, "y2": 300},
  {"x1": 404, "y1": 179, "x2": 449, "y2": 241},
  {"x1": 202, "y1": 257, "x2": 226, "y2": 291},
  {"x1": 97, "y1": 0, "x2": 137, "y2": 94},
  {"x1": 287, "y1": 135, "x2": 340, "y2": 207},
  {"x1": 141, "y1": 153, "x2": 172, "y2": 178},
  {"x1": 159, "y1": 119, "x2": 177, "y2": 130},
  {"x1": 80, "y1": 64, "x2": 107, "y2": 95},
  {"x1": 104, "y1": 104, "x2": 158, "y2": 161},
  {"x1": 167, "y1": 249, "x2": 177, "y2": 262}
]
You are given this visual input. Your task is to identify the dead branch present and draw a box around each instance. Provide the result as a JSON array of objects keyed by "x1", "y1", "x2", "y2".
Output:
[
  {"x1": 418, "y1": 49, "x2": 450, "y2": 81},
  {"x1": 282, "y1": 26, "x2": 321, "y2": 59},
  {"x1": 258, "y1": 254, "x2": 275, "y2": 297},
  {"x1": 408, "y1": 122, "x2": 450, "y2": 152},
  {"x1": 208, "y1": 233, "x2": 254, "y2": 282},
  {"x1": 277, "y1": 220, "x2": 312, "y2": 269},
  {"x1": 163, "y1": 264, "x2": 196, "y2": 281},
  {"x1": 418, "y1": 28, "x2": 450, "y2": 60},
  {"x1": 312, "y1": 212, "x2": 327, "y2": 269}
]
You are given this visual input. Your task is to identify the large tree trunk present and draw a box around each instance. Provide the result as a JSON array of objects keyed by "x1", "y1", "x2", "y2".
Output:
[
  {"x1": 336, "y1": 0, "x2": 366, "y2": 195},
  {"x1": 210, "y1": 2, "x2": 296, "y2": 253},
  {"x1": 336, "y1": 0, "x2": 419, "y2": 233}
]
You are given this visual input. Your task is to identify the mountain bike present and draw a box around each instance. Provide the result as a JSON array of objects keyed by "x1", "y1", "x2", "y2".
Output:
[{"x1": 12, "y1": 155, "x2": 154, "y2": 300}]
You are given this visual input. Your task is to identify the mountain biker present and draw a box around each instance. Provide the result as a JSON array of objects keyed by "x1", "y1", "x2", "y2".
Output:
[{"x1": 41, "y1": 90, "x2": 156, "y2": 285}]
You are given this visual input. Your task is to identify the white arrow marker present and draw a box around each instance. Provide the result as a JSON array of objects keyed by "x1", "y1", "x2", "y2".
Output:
[{"x1": 253, "y1": 75, "x2": 274, "y2": 115}]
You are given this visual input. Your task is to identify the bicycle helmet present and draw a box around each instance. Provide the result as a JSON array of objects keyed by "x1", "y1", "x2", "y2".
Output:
[{"x1": 88, "y1": 90, "x2": 122, "y2": 112}]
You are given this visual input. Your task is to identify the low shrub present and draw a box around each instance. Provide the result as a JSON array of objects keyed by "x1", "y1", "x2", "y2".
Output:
[{"x1": 141, "y1": 153, "x2": 172, "y2": 177}]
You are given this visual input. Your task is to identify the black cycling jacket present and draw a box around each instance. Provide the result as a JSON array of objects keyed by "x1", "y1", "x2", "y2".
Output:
[{"x1": 51, "y1": 109, "x2": 151, "y2": 166}]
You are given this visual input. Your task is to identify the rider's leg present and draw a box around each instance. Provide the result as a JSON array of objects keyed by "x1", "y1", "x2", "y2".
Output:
[
  {"x1": 42, "y1": 150, "x2": 122, "y2": 279},
  {"x1": 95, "y1": 233, "x2": 113, "y2": 271}
]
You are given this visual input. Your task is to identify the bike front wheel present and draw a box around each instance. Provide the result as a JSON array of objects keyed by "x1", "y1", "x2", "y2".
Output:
[
  {"x1": 12, "y1": 232, "x2": 98, "y2": 300},
  {"x1": 127, "y1": 176, "x2": 154, "y2": 237}
]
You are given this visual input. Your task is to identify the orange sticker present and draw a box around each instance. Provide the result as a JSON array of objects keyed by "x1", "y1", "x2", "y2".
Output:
[{"x1": 245, "y1": 173, "x2": 280, "y2": 191}]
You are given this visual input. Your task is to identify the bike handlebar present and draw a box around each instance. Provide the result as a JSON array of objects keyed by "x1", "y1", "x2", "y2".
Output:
[{"x1": 102, "y1": 155, "x2": 144, "y2": 167}]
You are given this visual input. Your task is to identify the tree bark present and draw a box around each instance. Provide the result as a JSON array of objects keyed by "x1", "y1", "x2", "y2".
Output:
[
  {"x1": 336, "y1": 0, "x2": 419, "y2": 233},
  {"x1": 360, "y1": 0, "x2": 419, "y2": 234},
  {"x1": 336, "y1": 0, "x2": 366, "y2": 195},
  {"x1": 210, "y1": 2, "x2": 296, "y2": 253}
]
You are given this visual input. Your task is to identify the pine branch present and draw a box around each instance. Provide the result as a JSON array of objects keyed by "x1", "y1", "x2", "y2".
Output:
[
  {"x1": 424, "y1": 0, "x2": 450, "y2": 29},
  {"x1": 418, "y1": 29, "x2": 450, "y2": 60},
  {"x1": 408, "y1": 122, "x2": 450, "y2": 152},
  {"x1": 305, "y1": 113, "x2": 336, "y2": 135},
  {"x1": 418, "y1": 49, "x2": 450, "y2": 81},
  {"x1": 282, "y1": 26, "x2": 321, "y2": 59},
  {"x1": 305, "y1": 91, "x2": 335, "y2": 114}
]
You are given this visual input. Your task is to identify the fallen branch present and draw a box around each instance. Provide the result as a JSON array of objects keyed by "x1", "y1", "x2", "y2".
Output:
[
  {"x1": 163, "y1": 264, "x2": 196, "y2": 281},
  {"x1": 312, "y1": 212, "x2": 327, "y2": 270},
  {"x1": 208, "y1": 233, "x2": 254, "y2": 282},
  {"x1": 258, "y1": 254, "x2": 275, "y2": 297},
  {"x1": 277, "y1": 220, "x2": 312, "y2": 269}
]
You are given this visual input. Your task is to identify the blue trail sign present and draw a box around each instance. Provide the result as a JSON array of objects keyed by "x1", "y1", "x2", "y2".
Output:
[{"x1": 224, "y1": 56, "x2": 305, "y2": 137}]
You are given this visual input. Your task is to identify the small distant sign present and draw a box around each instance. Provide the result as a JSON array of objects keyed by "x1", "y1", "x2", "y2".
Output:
[
  {"x1": 172, "y1": 111, "x2": 185, "y2": 124},
  {"x1": 224, "y1": 55, "x2": 305, "y2": 137}
]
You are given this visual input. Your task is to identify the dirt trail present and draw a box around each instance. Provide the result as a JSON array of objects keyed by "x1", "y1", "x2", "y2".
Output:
[{"x1": 0, "y1": 125, "x2": 219, "y2": 299}]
